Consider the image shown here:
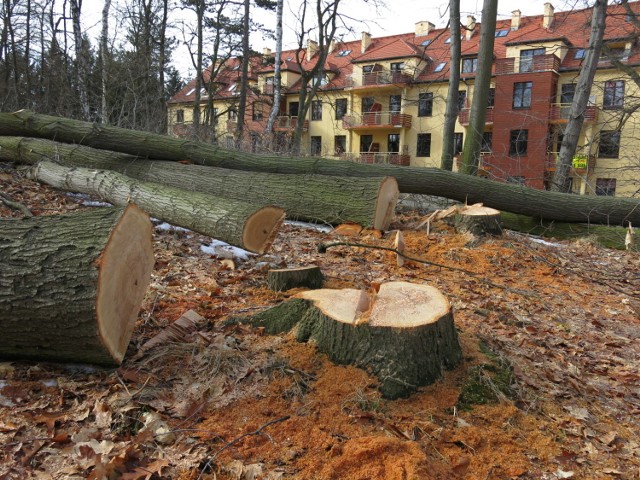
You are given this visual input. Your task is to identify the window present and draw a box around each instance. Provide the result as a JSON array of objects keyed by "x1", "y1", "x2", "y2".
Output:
[
  {"x1": 335, "y1": 98, "x2": 347, "y2": 120},
  {"x1": 360, "y1": 135, "x2": 373, "y2": 153},
  {"x1": 598, "y1": 131, "x2": 621, "y2": 158},
  {"x1": 388, "y1": 134, "x2": 400, "y2": 153},
  {"x1": 495, "y1": 29, "x2": 509, "y2": 37},
  {"x1": 228, "y1": 109, "x2": 237, "y2": 121},
  {"x1": 481, "y1": 132, "x2": 493, "y2": 152},
  {"x1": 595, "y1": 178, "x2": 616, "y2": 196},
  {"x1": 313, "y1": 73, "x2": 328, "y2": 87},
  {"x1": 487, "y1": 88, "x2": 495, "y2": 107},
  {"x1": 176, "y1": 109, "x2": 184, "y2": 123},
  {"x1": 457, "y1": 90, "x2": 467, "y2": 112},
  {"x1": 363, "y1": 64, "x2": 375, "y2": 73},
  {"x1": 390, "y1": 62, "x2": 405, "y2": 72},
  {"x1": 418, "y1": 93, "x2": 433, "y2": 117},
  {"x1": 561, "y1": 83, "x2": 576, "y2": 104},
  {"x1": 389, "y1": 94, "x2": 401, "y2": 113},
  {"x1": 574, "y1": 48, "x2": 586, "y2": 59},
  {"x1": 310, "y1": 136, "x2": 322, "y2": 156},
  {"x1": 513, "y1": 82, "x2": 532, "y2": 109},
  {"x1": 334, "y1": 135, "x2": 346, "y2": 155},
  {"x1": 519, "y1": 48, "x2": 545, "y2": 73},
  {"x1": 289, "y1": 102, "x2": 299, "y2": 117},
  {"x1": 311, "y1": 100, "x2": 323, "y2": 120},
  {"x1": 337, "y1": 49, "x2": 351, "y2": 57},
  {"x1": 434, "y1": 62, "x2": 446, "y2": 73},
  {"x1": 510, "y1": 129, "x2": 528, "y2": 156},
  {"x1": 362, "y1": 96, "x2": 375, "y2": 113},
  {"x1": 266, "y1": 76, "x2": 274, "y2": 85},
  {"x1": 445, "y1": 37, "x2": 452, "y2": 44},
  {"x1": 421, "y1": 39, "x2": 432, "y2": 47},
  {"x1": 252, "y1": 103, "x2": 263, "y2": 121},
  {"x1": 211, "y1": 107, "x2": 218, "y2": 124},
  {"x1": 454, "y1": 133, "x2": 464, "y2": 155},
  {"x1": 462, "y1": 57, "x2": 478, "y2": 73},
  {"x1": 251, "y1": 134, "x2": 261, "y2": 152},
  {"x1": 416, "y1": 133, "x2": 431, "y2": 157},
  {"x1": 603, "y1": 80, "x2": 624, "y2": 109},
  {"x1": 226, "y1": 137, "x2": 234, "y2": 149}
]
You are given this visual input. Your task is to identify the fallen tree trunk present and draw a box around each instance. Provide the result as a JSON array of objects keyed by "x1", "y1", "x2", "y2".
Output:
[
  {"x1": 0, "y1": 136, "x2": 398, "y2": 229},
  {"x1": 0, "y1": 110, "x2": 638, "y2": 225},
  {"x1": 232, "y1": 282, "x2": 462, "y2": 399},
  {"x1": 0, "y1": 205, "x2": 154, "y2": 365},
  {"x1": 27, "y1": 161, "x2": 284, "y2": 253}
]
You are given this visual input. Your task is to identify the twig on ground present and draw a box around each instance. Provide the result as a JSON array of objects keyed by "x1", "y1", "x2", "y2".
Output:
[{"x1": 0, "y1": 191, "x2": 33, "y2": 216}]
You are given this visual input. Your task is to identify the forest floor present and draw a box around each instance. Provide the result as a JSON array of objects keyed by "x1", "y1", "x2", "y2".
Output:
[{"x1": 1, "y1": 161, "x2": 639, "y2": 480}]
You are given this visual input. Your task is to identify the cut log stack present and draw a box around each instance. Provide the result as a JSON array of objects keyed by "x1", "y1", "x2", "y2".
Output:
[{"x1": 0, "y1": 205, "x2": 154, "y2": 365}]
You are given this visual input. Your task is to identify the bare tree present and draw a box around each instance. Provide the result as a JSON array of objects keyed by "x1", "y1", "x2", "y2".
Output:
[
  {"x1": 70, "y1": 0, "x2": 90, "y2": 120},
  {"x1": 266, "y1": 0, "x2": 283, "y2": 133},
  {"x1": 440, "y1": 0, "x2": 460, "y2": 171}
]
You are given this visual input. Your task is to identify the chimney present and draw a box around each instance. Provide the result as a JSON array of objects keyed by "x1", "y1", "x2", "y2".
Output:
[
  {"x1": 415, "y1": 20, "x2": 435, "y2": 36},
  {"x1": 361, "y1": 31, "x2": 372, "y2": 53},
  {"x1": 511, "y1": 10, "x2": 521, "y2": 30},
  {"x1": 329, "y1": 40, "x2": 336, "y2": 53},
  {"x1": 465, "y1": 15, "x2": 477, "y2": 40},
  {"x1": 262, "y1": 47, "x2": 272, "y2": 57},
  {"x1": 306, "y1": 39, "x2": 319, "y2": 61},
  {"x1": 543, "y1": 2, "x2": 555, "y2": 29}
]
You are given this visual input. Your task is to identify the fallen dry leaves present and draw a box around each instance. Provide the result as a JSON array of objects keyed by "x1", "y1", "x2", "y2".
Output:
[{"x1": 1, "y1": 162, "x2": 639, "y2": 479}]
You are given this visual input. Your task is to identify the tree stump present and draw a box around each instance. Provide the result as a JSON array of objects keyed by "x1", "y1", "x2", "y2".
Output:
[
  {"x1": 0, "y1": 205, "x2": 154, "y2": 365},
  {"x1": 267, "y1": 266, "x2": 324, "y2": 292},
  {"x1": 454, "y1": 205, "x2": 502, "y2": 236},
  {"x1": 240, "y1": 282, "x2": 462, "y2": 399}
]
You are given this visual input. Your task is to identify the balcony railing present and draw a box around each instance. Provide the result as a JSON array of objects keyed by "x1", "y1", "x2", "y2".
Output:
[
  {"x1": 545, "y1": 152, "x2": 596, "y2": 173},
  {"x1": 345, "y1": 71, "x2": 412, "y2": 89},
  {"x1": 342, "y1": 111, "x2": 412, "y2": 129},
  {"x1": 344, "y1": 152, "x2": 411, "y2": 166},
  {"x1": 549, "y1": 103, "x2": 599, "y2": 124},
  {"x1": 495, "y1": 54, "x2": 560, "y2": 75},
  {"x1": 273, "y1": 116, "x2": 309, "y2": 132},
  {"x1": 458, "y1": 106, "x2": 494, "y2": 126}
]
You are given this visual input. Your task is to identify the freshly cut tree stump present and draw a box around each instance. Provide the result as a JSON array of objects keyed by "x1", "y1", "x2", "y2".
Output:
[
  {"x1": 454, "y1": 205, "x2": 502, "y2": 236},
  {"x1": 241, "y1": 282, "x2": 462, "y2": 399},
  {"x1": 267, "y1": 266, "x2": 324, "y2": 292},
  {"x1": 28, "y1": 161, "x2": 284, "y2": 253},
  {"x1": 0, "y1": 205, "x2": 154, "y2": 365}
]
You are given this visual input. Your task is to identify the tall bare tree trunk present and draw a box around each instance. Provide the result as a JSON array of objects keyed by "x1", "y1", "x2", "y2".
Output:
[
  {"x1": 100, "y1": 0, "x2": 111, "y2": 124},
  {"x1": 157, "y1": 0, "x2": 169, "y2": 132},
  {"x1": 235, "y1": 0, "x2": 250, "y2": 149},
  {"x1": 266, "y1": 0, "x2": 283, "y2": 134},
  {"x1": 191, "y1": 0, "x2": 205, "y2": 138},
  {"x1": 552, "y1": 0, "x2": 607, "y2": 192},
  {"x1": 440, "y1": 1, "x2": 460, "y2": 171},
  {"x1": 70, "y1": 0, "x2": 90, "y2": 120},
  {"x1": 459, "y1": 0, "x2": 497, "y2": 175}
]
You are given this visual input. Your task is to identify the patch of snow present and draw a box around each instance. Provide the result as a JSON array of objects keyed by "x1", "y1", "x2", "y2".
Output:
[
  {"x1": 201, "y1": 239, "x2": 255, "y2": 261},
  {"x1": 285, "y1": 220, "x2": 333, "y2": 233},
  {"x1": 154, "y1": 222, "x2": 191, "y2": 233},
  {"x1": 65, "y1": 192, "x2": 112, "y2": 207},
  {"x1": 528, "y1": 237, "x2": 562, "y2": 247}
]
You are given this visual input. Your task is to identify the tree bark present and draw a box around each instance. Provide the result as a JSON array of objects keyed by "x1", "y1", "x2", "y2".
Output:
[
  {"x1": 267, "y1": 266, "x2": 324, "y2": 292},
  {"x1": 0, "y1": 136, "x2": 399, "y2": 229},
  {"x1": 0, "y1": 205, "x2": 154, "y2": 365},
  {"x1": 441, "y1": 2, "x2": 461, "y2": 171},
  {"x1": 27, "y1": 161, "x2": 284, "y2": 253},
  {"x1": 1, "y1": 110, "x2": 639, "y2": 226},
  {"x1": 236, "y1": 282, "x2": 462, "y2": 399}
]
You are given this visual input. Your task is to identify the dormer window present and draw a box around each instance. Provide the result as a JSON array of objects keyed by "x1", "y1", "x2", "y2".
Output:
[
  {"x1": 434, "y1": 62, "x2": 446, "y2": 72},
  {"x1": 313, "y1": 73, "x2": 328, "y2": 86},
  {"x1": 462, "y1": 57, "x2": 478, "y2": 73}
]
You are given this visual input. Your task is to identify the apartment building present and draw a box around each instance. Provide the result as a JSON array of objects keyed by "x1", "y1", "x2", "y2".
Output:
[{"x1": 167, "y1": 2, "x2": 640, "y2": 197}]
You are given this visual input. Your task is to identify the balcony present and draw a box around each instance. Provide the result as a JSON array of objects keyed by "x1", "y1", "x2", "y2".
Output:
[
  {"x1": 458, "y1": 107, "x2": 494, "y2": 126},
  {"x1": 545, "y1": 152, "x2": 596, "y2": 174},
  {"x1": 342, "y1": 111, "x2": 412, "y2": 130},
  {"x1": 344, "y1": 152, "x2": 411, "y2": 166},
  {"x1": 273, "y1": 116, "x2": 309, "y2": 132},
  {"x1": 345, "y1": 71, "x2": 413, "y2": 91},
  {"x1": 549, "y1": 103, "x2": 599, "y2": 124},
  {"x1": 495, "y1": 54, "x2": 560, "y2": 75}
]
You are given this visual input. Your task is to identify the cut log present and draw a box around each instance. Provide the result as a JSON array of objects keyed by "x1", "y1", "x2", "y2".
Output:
[
  {"x1": 0, "y1": 205, "x2": 154, "y2": 365},
  {"x1": 267, "y1": 266, "x2": 324, "y2": 291},
  {"x1": 238, "y1": 282, "x2": 462, "y2": 399},
  {"x1": 27, "y1": 161, "x2": 284, "y2": 253},
  {"x1": 454, "y1": 205, "x2": 502, "y2": 236},
  {"x1": 0, "y1": 137, "x2": 398, "y2": 229},
  {"x1": 1, "y1": 110, "x2": 638, "y2": 226}
]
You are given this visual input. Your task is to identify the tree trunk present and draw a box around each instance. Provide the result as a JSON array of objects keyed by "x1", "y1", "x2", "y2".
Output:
[
  {"x1": 235, "y1": 0, "x2": 250, "y2": 149},
  {"x1": 441, "y1": 2, "x2": 461, "y2": 171},
  {"x1": 265, "y1": 0, "x2": 284, "y2": 134},
  {"x1": 460, "y1": 0, "x2": 497, "y2": 175},
  {"x1": 0, "y1": 205, "x2": 154, "y2": 365},
  {"x1": 236, "y1": 282, "x2": 462, "y2": 399},
  {"x1": 0, "y1": 137, "x2": 399, "y2": 230},
  {"x1": 455, "y1": 205, "x2": 502, "y2": 236},
  {"x1": 267, "y1": 266, "x2": 324, "y2": 292},
  {"x1": 553, "y1": 0, "x2": 607, "y2": 192},
  {"x1": 1, "y1": 110, "x2": 639, "y2": 226},
  {"x1": 27, "y1": 161, "x2": 284, "y2": 253}
]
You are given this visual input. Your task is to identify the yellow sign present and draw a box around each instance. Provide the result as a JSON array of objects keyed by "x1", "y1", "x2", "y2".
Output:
[{"x1": 572, "y1": 154, "x2": 588, "y2": 169}]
